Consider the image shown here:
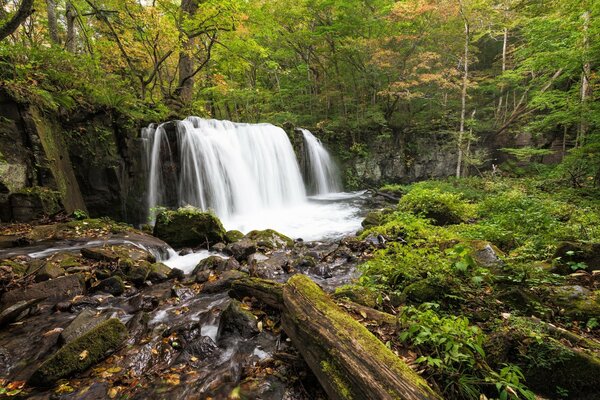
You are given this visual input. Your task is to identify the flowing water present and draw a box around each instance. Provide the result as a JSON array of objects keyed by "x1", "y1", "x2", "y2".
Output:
[
  {"x1": 143, "y1": 117, "x2": 363, "y2": 241},
  {"x1": 300, "y1": 128, "x2": 342, "y2": 195}
]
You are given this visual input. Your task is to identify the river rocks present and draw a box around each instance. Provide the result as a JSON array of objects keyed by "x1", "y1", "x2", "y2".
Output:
[
  {"x1": 202, "y1": 270, "x2": 247, "y2": 294},
  {"x1": 148, "y1": 262, "x2": 172, "y2": 282},
  {"x1": 217, "y1": 300, "x2": 259, "y2": 341},
  {"x1": 1, "y1": 274, "x2": 84, "y2": 307},
  {"x1": 228, "y1": 238, "x2": 258, "y2": 262},
  {"x1": 81, "y1": 244, "x2": 155, "y2": 264},
  {"x1": 60, "y1": 309, "x2": 112, "y2": 344},
  {"x1": 153, "y1": 208, "x2": 226, "y2": 248},
  {"x1": 249, "y1": 252, "x2": 291, "y2": 279},
  {"x1": 35, "y1": 263, "x2": 66, "y2": 282},
  {"x1": 192, "y1": 256, "x2": 238, "y2": 275},
  {"x1": 93, "y1": 276, "x2": 125, "y2": 296},
  {"x1": 245, "y1": 229, "x2": 294, "y2": 250},
  {"x1": 225, "y1": 229, "x2": 244, "y2": 243},
  {"x1": 124, "y1": 261, "x2": 150, "y2": 285},
  {"x1": 29, "y1": 318, "x2": 128, "y2": 386},
  {"x1": 0, "y1": 298, "x2": 42, "y2": 327}
]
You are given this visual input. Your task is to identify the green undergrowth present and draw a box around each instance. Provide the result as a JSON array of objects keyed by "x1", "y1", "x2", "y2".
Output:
[{"x1": 354, "y1": 176, "x2": 600, "y2": 399}]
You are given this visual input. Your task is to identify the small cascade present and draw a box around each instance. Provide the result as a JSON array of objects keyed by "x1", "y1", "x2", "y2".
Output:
[
  {"x1": 143, "y1": 117, "x2": 306, "y2": 220},
  {"x1": 300, "y1": 129, "x2": 342, "y2": 195}
]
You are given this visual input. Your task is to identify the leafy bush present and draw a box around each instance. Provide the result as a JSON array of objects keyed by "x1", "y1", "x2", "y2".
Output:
[
  {"x1": 399, "y1": 186, "x2": 475, "y2": 225},
  {"x1": 400, "y1": 304, "x2": 535, "y2": 400}
]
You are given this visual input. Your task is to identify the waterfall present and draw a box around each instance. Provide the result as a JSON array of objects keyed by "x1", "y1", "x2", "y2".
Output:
[
  {"x1": 300, "y1": 129, "x2": 342, "y2": 195},
  {"x1": 143, "y1": 117, "x2": 306, "y2": 220}
]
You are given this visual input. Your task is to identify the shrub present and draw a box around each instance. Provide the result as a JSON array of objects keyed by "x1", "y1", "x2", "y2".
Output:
[{"x1": 399, "y1": 186, "x2": 475, "y2": 225}]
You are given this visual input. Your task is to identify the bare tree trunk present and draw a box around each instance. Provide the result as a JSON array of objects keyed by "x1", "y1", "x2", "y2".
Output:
[
  {"x1": 0, "y1": 0, "x2": 35, "y2": 41},
  {"x1": 46, "y1": 0, "x2": 60, "y2": 44},
  {"x1": 578, "y1": 10, "x2": 590, "y2": 147},
  {"x1": 456, "y1": 4, "x2": 469, "y2": 178},
  {"x1": 65, "y1": 1, "x2": 77, "y2": 52},
  {"x1": 176, "y1": 0, "x2": 199, "y2": 106}
]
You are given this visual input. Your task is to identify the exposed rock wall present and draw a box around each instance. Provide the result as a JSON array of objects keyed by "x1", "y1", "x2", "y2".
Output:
[{"x1": 0, "y1": 91, "x2": 145, "y2": 223}]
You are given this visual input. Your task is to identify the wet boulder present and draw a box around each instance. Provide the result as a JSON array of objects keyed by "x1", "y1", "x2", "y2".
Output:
[
  {"x1": 192, "y1": 256, "x2": 238, "y2": 275},
  {"x1": 153, "y1": 207, "x2": 226, "y2": 248},
  {"x1": 1, "y1": 274, "x2": 84, "y2": 307},
  {"x1": 81, "y1": 244, "x2": 155, "y2": 264},
  {"x1": 60, "y1": 309, "x2": 112, "y2": 344},
  {"x1": 0, "y1": 298, "x2": 42, "y2": 327},
  {"x1": 29, "y1": 318, "x2": 128, "y2": 386},
  {"x1": 228, "y1": 238, "x2": 257, "y2": 262},
  {"x1": 217, "y1": 300, "x2": 259, "y2": 341},
  {"x1": 202, "y1": 270, "x2": 247, "y2": 294},
  {"x1": 93, "y1": 276, "x2": 125, "y2": 296},
  {"x1": 148, "y1": 262, "x2": 172, "y2": 282}
]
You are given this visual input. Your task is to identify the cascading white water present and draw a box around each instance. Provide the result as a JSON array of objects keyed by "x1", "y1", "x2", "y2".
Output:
[
  {"x1": 143, "y1": 117, "x2": 306, "y2": 220},
  {"x1": 300, "y1": 129, "x2": 342, "y2": 195},
  {"x1": 144, "y1": 117, "x2": 362, "y2": 241}
]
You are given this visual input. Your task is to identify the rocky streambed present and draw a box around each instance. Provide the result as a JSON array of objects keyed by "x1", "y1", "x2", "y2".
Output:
[{"x1": 0, "y1": 210, "x2": 384, "y2": 399}]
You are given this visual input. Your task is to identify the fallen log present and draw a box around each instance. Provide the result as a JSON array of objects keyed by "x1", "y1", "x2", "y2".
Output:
[
  {"x1": 229, "y1": 276, "x2": 284, "y2": 310},
  {"x1": 282, "y1": 274, "x2": 440, "y2": 400}
]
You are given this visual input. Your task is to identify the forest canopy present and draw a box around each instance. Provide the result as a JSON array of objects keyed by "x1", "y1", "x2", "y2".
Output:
[{"x1": 0, "y1": 0, "x2": 598, "y2": 183}]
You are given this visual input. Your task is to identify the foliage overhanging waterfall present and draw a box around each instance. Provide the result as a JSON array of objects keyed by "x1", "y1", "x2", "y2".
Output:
[{"x1": 143, "y1": 117, "x2": 341, "y2": 221}]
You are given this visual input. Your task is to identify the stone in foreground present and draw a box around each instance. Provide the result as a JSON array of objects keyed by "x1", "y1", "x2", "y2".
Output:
[{"x1": 29, "y1": 318, "x2": 128, "y2": 386}]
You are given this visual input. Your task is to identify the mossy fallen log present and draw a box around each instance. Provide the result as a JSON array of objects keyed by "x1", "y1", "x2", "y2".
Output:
[
  {"x1": 282, "y1": 275, "x2": 440, "y2": 400},
  {"x1": 229, "y1": 276, "x2": 284, "y2": 310}
]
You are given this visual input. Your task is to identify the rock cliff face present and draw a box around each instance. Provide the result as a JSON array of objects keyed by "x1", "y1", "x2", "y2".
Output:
[{"x1": 0, "y1": 90, "x2": 146, "y2": 223}]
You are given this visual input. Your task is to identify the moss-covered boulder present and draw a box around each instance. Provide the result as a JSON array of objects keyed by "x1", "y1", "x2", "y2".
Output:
[
  {"x1": 35, "y1": 263, "x2": 66, "y2": 282},
  {"x1": 361, "y1": 210, "x2": 385, "y2": 228},
  {"x1": 547, "y1": 285, "x2": 600, "y2": 320},
  {"x1": 245, "y1": 229, "x2": 294, "y2": 250},
  {"x1": 148, "y1": 262, "x2": 171, "y2": 282},
  {"x1": 153, "y1": 208, "x2": 226, "y2": 248},
  {"x1": 225, "y1": 229, "x2": 244, "y2": 243},
  {"x1": 469, "y1": 240, "x2": 505, "y2": 269},
  {"x1": 124, "y1": 261, "x2": 150, "y2": 285},
  {"x1": 29, "y1": 318, "x2": 128, "y2": 386}
]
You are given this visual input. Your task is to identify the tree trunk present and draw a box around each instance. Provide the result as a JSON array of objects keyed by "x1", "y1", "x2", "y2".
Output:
[
  {"x1": 578, "y1": 10, "x2": 590, "y2": 147},
  {"x1": 0, "y1": 0, "x2": 35, "y2": 41},
  {"x1": 228, "y1": 275, "x2": 439, "y2": 399},
  {"x1": 456, "y1": 12, "x2": 469, "y2": 178},
  {"x1": 65, "y1": 1, "x2": 77, "y2": 52},
  {"x1": 46, "y1": 0, "x2": 60, "y2": 44},
  {"x1": 176, "y1": 0, "x2": 199, "y2": 106},
  {"x1": 282, "y1": 275, "x2": 441, "y2": 400}
]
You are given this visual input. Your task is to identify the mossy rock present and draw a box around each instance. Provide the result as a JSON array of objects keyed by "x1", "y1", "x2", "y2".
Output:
[
  {"x1": 225, "y1": 230, "x2": 244, "y2": 243},
  {"x1": 245, "y1": 229, "x2": 294, "y2": 249},
  {"x1": 192, "y1": 256, "x2": 234, "y2": 275},
  {"x1": 401, "y1": 278, "x2": 453, "y2": 304},
  {"x1": 333, "y1": 285, "x2": 378, "y2": 308},
  {"x1": 553, "y1": 241, "x2": 600, "y2": 274},
  {"x1": 361, "y1": 210, "x2": 385, "y2": 229},
  {"x1": 148, "y1": 262, "x2": 171, "y2": 282},
  {"x1": 124, "y1": 261, "x2": 150, "y2": 285},
  {"x1": 29, "y1": 318, "x2": 128, "y2": 387},
  {"x1": 487, "y1": 316, "x2": 600, "y2": 398},
  {"x1": 93, "y1": 276, "x2": 125, "y2": 296},
  {"x1": 153, "y1": 208, "x2": 226, "y2": 248},
  {"x1": 35, "y1": 263, "x2": 66, "y2": 282},
  {"x1": 548, "y1": 285, "x2": 600, "y2": 320},
  {"x1": 1, "y1": 259, "x2": 28, "y2": 276},
  {"x1": 469, "y1": 240, "x2": 505, "y2": 269}
]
